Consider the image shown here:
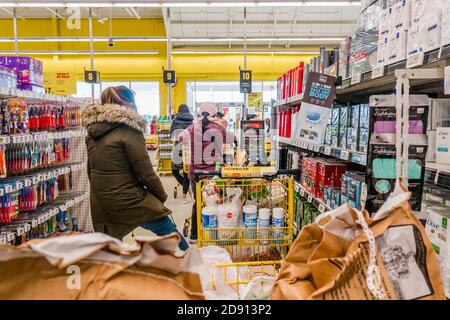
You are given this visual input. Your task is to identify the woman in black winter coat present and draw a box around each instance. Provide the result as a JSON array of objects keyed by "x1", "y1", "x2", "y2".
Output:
[{"x1": 170, "y1": 104, "x2": 194, "y2": 203}]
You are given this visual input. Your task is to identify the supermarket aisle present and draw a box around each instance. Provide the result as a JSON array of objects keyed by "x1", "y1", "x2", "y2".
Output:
[{"x1": 123, "y1": 150, "x2": 193, "y2": 244}]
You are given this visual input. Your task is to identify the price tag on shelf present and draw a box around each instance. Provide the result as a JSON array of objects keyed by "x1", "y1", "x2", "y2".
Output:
[
  {"x1": 294, "y1": 182, "x2": 300, "y2": 193},
  {"x1": 16, "y1": 226, "x2": 24, "y2": 236},
  {"x1": 16, "y1": 181, "x2": 23, "y2": 190},
  {"x1": 0, "y1": 235, "x2": 6, "y2": 244},
  {"x1": 38, "y1": 216, "x2": 44, "y2": 225},
  {"x1": 4, "y1": 184, "x2": 12, "y2": 193},
  {"x1": 406, "y1": 52, "x2": 424, "y2": 68},
  {"x1": 318, "y1": 203, "x2": 326, "y2": 213},
  {"x1": 24, "y1": 224, "x2": 31, "y2": 232},
  {"x1": 307, "y1": 195, "x2": 313, "y2": 203},
  {"x1": 340, "y1": 150, "x2": 350, "y2": 160},
  {"x1": 38, "y1": 174, "x2": 43, "y2": 182},
  {"x1": 46, "y1": 212, "x2": 51, "y2": 221},
  {"x1": 324, "y1": 146, "x2": 332, "y2": 155},
  {"x1": 300, "y1": 189, "x2": 305, "y2": 198},
  {"x1": 351, "y1": 73, "x2": 362, "y2": 85},
  {"x1": 0, "y1": 188, "x2": 3, "y2": 197},
  {"x1": 32, "y1": 219, "x2": 38, "y2": 228},
  {"x1": 7, "y1": 233, "x2": 14, "y2": 242},
  {"x1": 32, "y1": 176, "x2": 39, "y2": 185},
  {"x1": 59, "y1": 205, "x2": 67, "y2": 212},
  {"x1": 24, "y1": 179, "x2": 32, "y2": 187},
  {"x1": 371, "y1": 65, "x2": 385, "y2": 79}
]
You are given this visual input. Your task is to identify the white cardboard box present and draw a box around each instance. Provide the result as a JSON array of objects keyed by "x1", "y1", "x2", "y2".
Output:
[
  {"x1": 425, "y1": 207, "x2": 450, "y2": 298},
  {"x1": 436, "y1": 127, "x2": 450, "y2": 165}
]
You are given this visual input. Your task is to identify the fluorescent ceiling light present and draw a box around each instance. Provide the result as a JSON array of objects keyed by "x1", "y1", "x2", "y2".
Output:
[
  {"x1": 0, "y1": 50, "x2": 159, "y2": 55},
  {"x1": 0, "y1": 2, "x2": 362, "y2": 8}
]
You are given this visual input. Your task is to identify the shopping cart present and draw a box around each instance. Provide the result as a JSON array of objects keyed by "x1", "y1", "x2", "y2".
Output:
[{"x1": 194, "y1": 167, "x2": 298, "y2": 262}]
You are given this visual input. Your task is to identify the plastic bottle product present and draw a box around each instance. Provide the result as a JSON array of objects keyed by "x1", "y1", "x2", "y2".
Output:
[
  {"x1": 243, "y1": 205, "x2": 258, "y2": 239},
  {"x1": 272, "y1": 207, "x2": 285, "y2": 244},
  {"x1": 202, "y1": 206, "x2": 218, "y2": 240},
  {"x1": 258, "y1": 208, "x2": 271, "y2": 245}
]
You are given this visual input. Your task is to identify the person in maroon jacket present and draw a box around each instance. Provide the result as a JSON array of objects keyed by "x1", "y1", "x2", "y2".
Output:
[{"x1": 178, "y1": 102, "x2": 235, "y2": 243}]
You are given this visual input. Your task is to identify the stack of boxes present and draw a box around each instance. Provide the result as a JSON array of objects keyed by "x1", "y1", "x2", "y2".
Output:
[{"x1": 324, "y1": 103, "x2": 369, "y2": 153}]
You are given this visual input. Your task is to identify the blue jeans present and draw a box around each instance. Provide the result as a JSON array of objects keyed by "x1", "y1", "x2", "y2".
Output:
[{"x1": 141, "y1": 216, "x2": 189, "y2": 251}]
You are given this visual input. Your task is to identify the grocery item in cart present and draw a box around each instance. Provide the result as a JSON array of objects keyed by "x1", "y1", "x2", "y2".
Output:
[{"x1": 271, "y1": 182, "x2": 446, "y2": 300}]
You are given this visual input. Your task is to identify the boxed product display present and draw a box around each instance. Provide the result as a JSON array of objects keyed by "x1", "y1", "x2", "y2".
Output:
[
  {"x1": 425, "y1": 206, "x2": 450, "y2": 298},
  {"x1": 0, "y1": 56, "x2": 43, "y2": 89},
  {"x1": 338, "y1": 37, "x2": 352, "y2": 79},
  {"x1": 436, "y1": 127, "x2": 450, "y2": 165},
  {"x1": 367, "y1": 95, "x2": 429, "y2": 212}
]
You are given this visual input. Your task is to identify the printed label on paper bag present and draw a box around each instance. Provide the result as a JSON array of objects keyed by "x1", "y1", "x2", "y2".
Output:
[{"x1": 376, "y1": 225, "x2": 433, "y2": 300}]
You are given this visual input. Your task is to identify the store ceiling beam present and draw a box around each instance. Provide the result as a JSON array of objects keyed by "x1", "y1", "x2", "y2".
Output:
[
  {"x1": 0, "y1": 2, "x2": 362, "y2": 8},
  {"x1": 170, "y1": 20, "x2": 356, "y2": 26},
  {"x1": 45, "y1": 7, "x2": 65, "y2": 20},
  {"x1": 287, "y1": 6, "x2": 300, "y2": 48},
  {"x1": 162, "y1": 7, "x2": 171, "y2": 39},
  {"x1": 0, "y1": 7, "x2": 25, "y2": 20},
  {"x1": 128, "y1": 7, "x2": 141, "y2": 19},
  {"x1": 0, "y1": 50, "x2": 159, "y2": 55}
]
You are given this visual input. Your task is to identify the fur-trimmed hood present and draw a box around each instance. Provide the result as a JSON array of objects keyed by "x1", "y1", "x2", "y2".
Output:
[{"x1": 82, "y1": 104, "x2": 147, "y2": 139}]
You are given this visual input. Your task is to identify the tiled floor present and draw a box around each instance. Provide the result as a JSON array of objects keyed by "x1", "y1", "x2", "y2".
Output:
[{"x1": 123, "y1": 150, "x2": 193, "y2": 244}]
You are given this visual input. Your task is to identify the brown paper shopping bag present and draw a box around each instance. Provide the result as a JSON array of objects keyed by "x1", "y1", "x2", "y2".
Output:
[
  {"x1": 0, "y1": 233, "x2": 204, "y2": 300},
  {"x1": 271, "y1": 186, "x2": 446, "y2": 300}
]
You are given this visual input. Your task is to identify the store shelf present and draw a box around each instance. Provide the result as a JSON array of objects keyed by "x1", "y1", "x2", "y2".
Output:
[
  {"x1": 276, "y1": 136, "x2": 367, "y2": 166},
  {"x1": 0, "y1": 162, "x2": 85, "y2": 196},
  {"x1": 337, "y1": 48, "x2": 450, "y2": 98},
  {"x1": 294, "y1": 181, "x2": 331, "y2": 213},
  {"x1": 0, "y1": 87, "x2": 85, "y2": 104},
  {"x1": 0, "y1": 128, "x2": 85, "y2": 146},
  {"x1": 0, "y1": 191, "x2": 89, "y2": 244},
  {"x1": 425, "y1": 162, "x2": 450, "y2": 189},
  {"x1": 274, "y1": 93, "x2": 303, "y2": 108}
]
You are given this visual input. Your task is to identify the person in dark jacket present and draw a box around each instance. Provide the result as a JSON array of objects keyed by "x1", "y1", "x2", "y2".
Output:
[
  {"x1": 170, "y1": 104, "x2": 194, "y2": 203},
  {"x1": 82, "y1": 86, "x2": 189, "y2": 250}
]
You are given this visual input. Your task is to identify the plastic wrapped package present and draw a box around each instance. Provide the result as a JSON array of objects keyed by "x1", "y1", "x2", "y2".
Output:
[
  {"x1": 338, "y1": 37, "x2": 352, "y2": 78},
  {"x1": 377, "y1": 37, "x2": 389, "y2": 66},
  {"x1": 349, "y1": 1, "x2": 381, "y2": 76},
  {"x1": 240, "y1": 275, "x2": 277, "y2": 300}
]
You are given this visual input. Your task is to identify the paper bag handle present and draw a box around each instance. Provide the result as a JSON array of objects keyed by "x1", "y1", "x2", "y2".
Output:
[{"x1": 354, "y1": 209, "x2": 386, "y2": 300}]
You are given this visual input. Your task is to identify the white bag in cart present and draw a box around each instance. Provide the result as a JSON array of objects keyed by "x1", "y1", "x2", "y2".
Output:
[
  {"x1": 216, "y1": 188, "x2": 242, "y2": 235},
  {"x1": 199, "y1": 246, "x2": 239, "y2": 300}
]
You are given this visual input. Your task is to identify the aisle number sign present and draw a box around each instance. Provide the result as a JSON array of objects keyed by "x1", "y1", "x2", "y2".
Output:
[
  {"x1": 84, "y1": 70, "x2": 100, "y2": 83},
  {"x1": 240, "y1": 70, "x2": 252, "y2": 94},
  {"x1": 163, "y1": 70, "x2": 176, "y2": 85}
]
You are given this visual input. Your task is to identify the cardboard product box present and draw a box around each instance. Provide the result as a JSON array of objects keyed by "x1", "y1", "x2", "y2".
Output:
[
  {"x1": 330, "y1": 106, "x2": 340, "y2": 148},
  {"x1": 339, "y1": 106, "x2": 349, "y2": 149},
  {"x1": 347, "y1": 104, "x2": 361, "y2": 151},
  {"x1": 341, "y1": 172, "x2": 350, "y2": 200},
  {"x1": 429, "y1": 99, "x2": 450, "y2": 130},
  {"x1": 330, "y1": 189, "x2": 341, "y2": 209},
  {"x1": 425, "y1": 206, "x2": 450, "y2": 298},
  {"x1": 388, "y1": 28, "x2": 408, "y2": 64},
  {"x1": 443, "y1": 1, "x2": 450, "y2": 46},
  {"x1": 317, "y1": 161, "x2": 347, "y2": 201},
  {"x1": 366, "y1": 143, "x2": 428, "y2": 212},
  {"x1": 324, "y1": 186, "x2": 333, "y2": 207},
  {"x1": 346, "y1": 172, "x2": 367, "y2": 210},
  {"x1": 426, "y1": 130, "x2": 437, "y2": 163},
  {"x1": 0, "y1": 56, "x2": 43, "y2": 87},
  {"x1": 436, "y1": 127, "x2": 450, "y2": 165}
]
